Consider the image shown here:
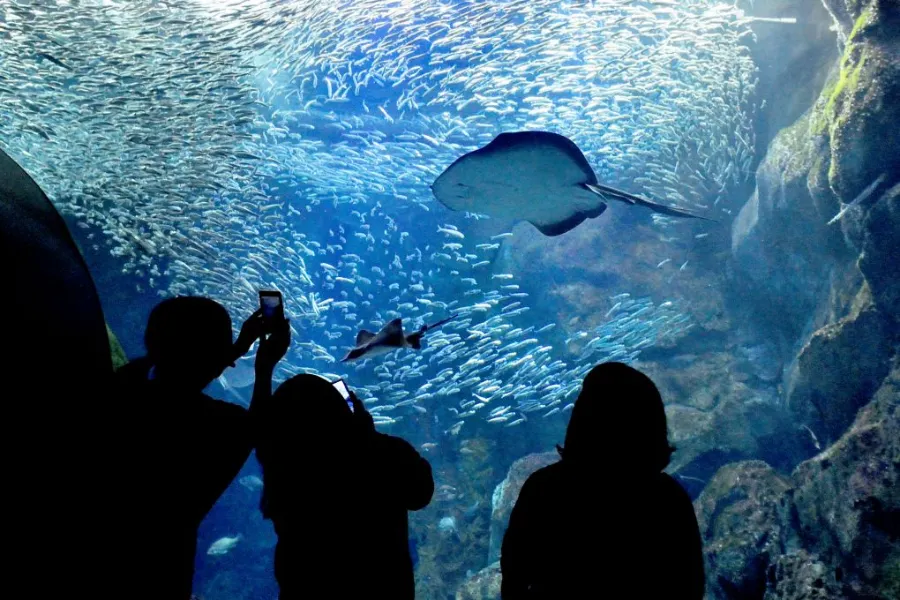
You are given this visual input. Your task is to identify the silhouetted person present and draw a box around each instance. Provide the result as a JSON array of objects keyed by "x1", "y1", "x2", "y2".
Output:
[
  {"x1": 500, "y1": 362, "x2": 705, "y2": 600},
  {"x1": 3, "y1": 147, "x2": 117, "y2": 597},
  {"x1": 113, "y1": 296, "x2": 290, "y2": 600},
  {"x1": 255, "y1": 375, "x2": 434, "y2": 600}
]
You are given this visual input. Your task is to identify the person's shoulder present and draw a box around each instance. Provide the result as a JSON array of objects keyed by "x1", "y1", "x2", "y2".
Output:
[
  {"x1": 201, "y1": 394, "x2": 249, "y2": 421},
  {"x1": 374, "y1": 431, "x2": 417, "y2": 453},
  {"x1": 523, "y1": 460, "x2": 565, "y2": 488}
]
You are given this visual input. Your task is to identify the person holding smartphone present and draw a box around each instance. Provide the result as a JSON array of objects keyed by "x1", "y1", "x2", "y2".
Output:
[
  {"x1": 254, "y1": 374, "x2": 434, "y2": 600},
  {"x1": 111, "y1": 294, "x2": 290, "y2": 600}
]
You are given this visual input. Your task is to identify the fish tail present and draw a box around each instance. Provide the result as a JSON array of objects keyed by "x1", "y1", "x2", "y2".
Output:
[{"x1": 584, "y1": 183, "x2": 714, "y2": 221}]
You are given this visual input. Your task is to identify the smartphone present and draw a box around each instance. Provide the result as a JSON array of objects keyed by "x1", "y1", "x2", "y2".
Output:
[
  {"x1": 332, "y1": 378, "x2": 354, "y2": 412},
  {"x1": 259, "y1": 290, "x2": 283, "y2": 331}
]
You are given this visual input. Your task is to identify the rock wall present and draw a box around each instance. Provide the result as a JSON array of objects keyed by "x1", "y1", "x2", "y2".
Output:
[
  {"x1": 732, "y1": 0, "x2": 899, "y2": 448},
  {"x1": 706, "y1": 2, "x2": 900, "y2": 597},
  {"x1": 699, "y1": 362, "x2": 898, "y2": 600}
]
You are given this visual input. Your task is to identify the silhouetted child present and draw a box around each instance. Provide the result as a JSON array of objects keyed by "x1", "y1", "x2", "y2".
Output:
[
  {"x1": 113, "y1": 296, "x2": 289, "y2": 599},
  {"x1": 255, "y1": 375, "x2": 434, "y2": 600},
  {"x1": 500, "y1": 362, "x2": 705, "y2": 599}
]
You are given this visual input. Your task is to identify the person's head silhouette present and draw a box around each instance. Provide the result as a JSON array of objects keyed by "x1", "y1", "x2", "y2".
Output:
[
  {"x1": 559, "y1": 362, "x2": 673, "y2": 474},
  {"x1": 144, "y1": 296, "x2": 234, "y2": 391},
  {"x1": 267, "y1": 374, "x2": 355, "y2": 445}
]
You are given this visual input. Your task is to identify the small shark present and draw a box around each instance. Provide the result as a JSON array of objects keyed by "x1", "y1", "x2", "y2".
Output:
[{"x1": 342, "y1": 314, "x2": 458, "y2": 362}]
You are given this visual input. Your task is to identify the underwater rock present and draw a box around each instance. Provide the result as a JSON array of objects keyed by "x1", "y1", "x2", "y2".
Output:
[
  {"x1": 858, "y1": 180, "x2": 900, "y2": 319},
  {"x1": 497, "y1": 206, "x2": 731, "y2": 340},
  {"x1": 694, "y1": 460, "x2": 793, "y2": 600},
  {"x1": 731, "y1": 107, "x2": 851, "y2": 338},
  {"x1": 454, "y1": 562, "x2": 501, "y2": 600},
  {"x1": 487, "y1": 452, "x2": 558, "y2": 564},
  {"x1": 786, "y1": 290, "x2": 893, "y2": 444},
  {"x1": 640, "y1": 351, "x2": 792, "y2": 478},
  {"x1": 790, "y1": 361, "x2": 900, "y2": 599},
  {"x1": 817, "y1": 0, "x2": 900, "y2": 213},
  {"x1": 738, "y1": 0, "x2": 838, "y2": 143},
  {"x1": 763, "y1": 550, "x2": 843, "y2": 600}
]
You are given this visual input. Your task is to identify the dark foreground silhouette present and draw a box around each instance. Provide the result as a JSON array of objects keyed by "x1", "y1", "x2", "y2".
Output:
[
  {"x1": 113, "y1": 297, "x2": 289, "y2": 599},
  {"x1": 3, "y1": 147, "x2": 116, "y2": 596},
  {"x1": 501, "y1": 362, "x2": 705, "y2": 600},
  {"x1": 256, "y1": 374, "x2": 434, "y2": 599}
]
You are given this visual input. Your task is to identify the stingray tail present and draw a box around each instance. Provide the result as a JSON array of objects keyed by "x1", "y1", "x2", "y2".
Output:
[
  {"x1": 424, "y1": 313, "x2": 459, "y2": 333},
  {"x1": 584, "y1": 183, "x2": 714, "y2": 221}
]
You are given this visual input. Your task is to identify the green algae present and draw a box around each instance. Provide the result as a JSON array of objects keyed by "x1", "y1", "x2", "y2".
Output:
[
  {"x1": 108, "y1": 323, "x2": 128, "y2": 369},
  {"x1": 810, "y1": 7, "x2": 873, "y2": 138}
]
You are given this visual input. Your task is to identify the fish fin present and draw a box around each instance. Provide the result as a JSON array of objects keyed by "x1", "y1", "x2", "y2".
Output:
[
  {"x1": 584, "y1": 182, "x2": 715, "y2": 221},
  {"x1": 355, "y1": 329, "x2": 376, "y2": 345},
  {"x1": 384, "y1": 318, "x2": 403, "y2": 335},
  {"x1": 407, "y1": 332, "x2": 423, "y2": 350}
]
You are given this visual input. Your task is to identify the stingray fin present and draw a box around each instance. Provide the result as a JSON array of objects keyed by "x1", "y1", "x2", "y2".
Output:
[
  {"x1": 407, "y1": 332, "x2": 423, "y2": 350},
  {"x1": 384, "y1": 318, "x2": 404, "y2": 336},
  {"x1": 355, "y1": 330, "x2": 376, "y2": 345},
  {"x1": 584, "y1": 183, "x2": 713, "y2": 221}
]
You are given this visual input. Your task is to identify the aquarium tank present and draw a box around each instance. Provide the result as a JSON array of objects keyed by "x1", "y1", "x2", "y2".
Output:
[{"x1": 1, "y1": 0, "x2": 897, "y2": 599}]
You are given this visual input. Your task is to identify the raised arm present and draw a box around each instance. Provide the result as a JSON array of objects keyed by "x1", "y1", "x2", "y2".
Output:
[{"x1": 249, "y1": 316, "x2": 290, "y2": 438}]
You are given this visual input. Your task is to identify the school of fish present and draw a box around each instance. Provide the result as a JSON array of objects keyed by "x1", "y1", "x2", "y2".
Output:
[{"x1": 0, "y1": 0, "x2": 763, "y2": 432}]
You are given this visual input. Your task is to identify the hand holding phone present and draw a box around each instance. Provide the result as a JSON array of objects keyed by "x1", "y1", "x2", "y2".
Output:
[
  {"x1": 332, "y1": 378, "x2": 354, "y2": 412},
  {"x1": 259, "y1": 290, "x2": 284, "y2": 333}
]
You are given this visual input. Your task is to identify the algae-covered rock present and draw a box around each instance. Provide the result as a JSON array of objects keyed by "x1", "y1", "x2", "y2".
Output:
[
  {"x1": 786, "y1": 292, "x2": 893, "y2": 444},
  {"x1": 763, "y1": 550, "x2": 843, "y2": 600},
  {"x1": 487, "y1": 452, "x2": 557, "y2": 564},
  {"x1": 790, "y1": 362, "x2": 900, "y2": 599},
  {"x1": 107, "y1": 323, "x2": 128, "y2": 370},
  {"x1": 694, "y1": 460, "x2": 793, "y2": 600},
  {"x1": 817, "y1": 2, "x2": 900, "y2": 201},
  {"x1": 455, "y1": 562, "x2": 501, "y2": 600}
]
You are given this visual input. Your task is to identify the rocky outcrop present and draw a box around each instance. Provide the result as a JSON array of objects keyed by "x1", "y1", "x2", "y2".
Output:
[
  {"x1": 455, "y1": 563, "x2": 501, "y2": 600},
  {"x1": 763, "y1": 550, "x2": 843, "y2": 600},
  {"x1": 730, "y1": 103, "x2": 852, "y2": 334},
  {"x1": 817, "y1": 1, "x2": 900, "y2": 201},
  {"x1": 694, "y1": 461, "x2": 793, "y2": 600},
  {"x1": 785, "y1": 285, "x2": 894, "y2": 444},
  {"x1": 858, "y1": 181, "x2": 900, "y2": 318},
  {"x1": 790, "y1": 361, "x2": 899, "y2": 599},
  {"x1": 732, "y1": 0, "x2": 899, "y2": 450},
  {"x1": 700, "y1": 364, "x2": 899, "y2": 600},
  {"x1": 487, "y1": 452, "x2": 557, "y2": 564}
]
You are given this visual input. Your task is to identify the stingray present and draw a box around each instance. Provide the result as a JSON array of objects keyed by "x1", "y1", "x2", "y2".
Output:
[
  {"x1": 342, "y1": 314, "x2": 458, "y2": 362},
  {"x1": 431, "y1": 130, "x2": 711, "y2": 236}
]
